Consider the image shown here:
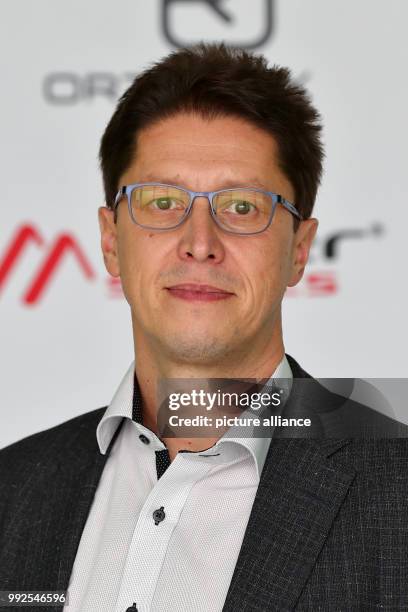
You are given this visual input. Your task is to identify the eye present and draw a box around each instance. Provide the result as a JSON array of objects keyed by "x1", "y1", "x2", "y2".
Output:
[
  {"x1": 225, "y1": 200, "x2": 256, "y2": 215},
  {"x1": 149, "y1": 197, "x2": 184, "y2": 210}
]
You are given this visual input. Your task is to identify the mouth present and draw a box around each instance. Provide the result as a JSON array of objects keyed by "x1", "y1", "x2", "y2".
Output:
[{"x1": 165, "y1": 283, "x2": 235, "y2": 302}]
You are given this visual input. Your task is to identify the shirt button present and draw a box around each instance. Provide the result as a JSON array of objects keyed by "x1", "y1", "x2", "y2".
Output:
[
  {"x1": 153, "y1": 506, "x2": 166, "y2": 525},
  {"x1": 139, "y1": 434, "x2": 150, "y2": 444}
]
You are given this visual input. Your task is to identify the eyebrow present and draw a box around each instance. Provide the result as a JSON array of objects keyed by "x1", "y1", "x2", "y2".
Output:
[{"x1": 138, "y1": 175, "x2": 270, "y2": 191}]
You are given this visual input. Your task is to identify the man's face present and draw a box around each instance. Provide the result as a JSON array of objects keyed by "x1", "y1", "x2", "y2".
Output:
[{"x1": 99, "y1": 113, "x2": 317, "y2": 367}]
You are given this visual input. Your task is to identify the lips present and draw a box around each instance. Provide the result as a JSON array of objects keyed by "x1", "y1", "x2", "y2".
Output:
[
  {"x1": 167, "y1": 283, "x2": 232, "y2": 294},
  {"x1": 165, "y1": 283, "x2": 235, "y2": 302}
]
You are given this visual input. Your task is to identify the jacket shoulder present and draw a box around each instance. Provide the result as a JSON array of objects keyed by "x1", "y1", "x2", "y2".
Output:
[{"x1": 0, "y1": 407, "x2": 106, "y2": 475}]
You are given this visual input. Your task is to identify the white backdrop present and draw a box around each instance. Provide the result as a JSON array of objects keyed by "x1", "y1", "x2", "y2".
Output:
[{"x1": 1, "y1": 0, "x2": 407, "y2": 448}]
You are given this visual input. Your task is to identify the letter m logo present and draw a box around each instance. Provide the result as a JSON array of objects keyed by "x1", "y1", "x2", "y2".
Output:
[{"x1": 0, "y1": 224, "x2": 95, "y2": 305}]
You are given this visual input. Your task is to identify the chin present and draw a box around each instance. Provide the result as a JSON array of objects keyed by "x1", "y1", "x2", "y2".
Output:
[{"x1": 160, "y1": 332, "x2": 235, "y2": 364}]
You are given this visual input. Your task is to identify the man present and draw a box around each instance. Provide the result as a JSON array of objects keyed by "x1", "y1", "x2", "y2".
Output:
[{"x1": 1, "y1": 42, "x2": 407, "y2": 611}]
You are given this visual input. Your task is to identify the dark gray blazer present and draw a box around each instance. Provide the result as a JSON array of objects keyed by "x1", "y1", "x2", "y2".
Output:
[{"x1": 1, "y1": 355, "x2": 408, "y2": 611}]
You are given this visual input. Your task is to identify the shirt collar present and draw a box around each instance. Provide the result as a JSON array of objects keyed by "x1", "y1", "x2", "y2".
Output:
[
  {"x1": 96, "y1": 355, "x2": 293, "y2": 480},
  {"x1": 217, "y1": 355, "x2": 292, "y2": 479}
]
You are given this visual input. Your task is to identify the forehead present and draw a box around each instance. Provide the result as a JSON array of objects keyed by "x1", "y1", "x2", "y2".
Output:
[
  {"x1": 121, "y1": 113, "x2": 293, "y2": 198},
  {"x1": 135, "y1": 113, "x2": 278, "y2": 161}
]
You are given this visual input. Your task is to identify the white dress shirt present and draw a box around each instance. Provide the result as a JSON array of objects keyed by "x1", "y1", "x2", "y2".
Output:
[{"x1": 64, "y1": 356, "x2": 292, "y2": 612}]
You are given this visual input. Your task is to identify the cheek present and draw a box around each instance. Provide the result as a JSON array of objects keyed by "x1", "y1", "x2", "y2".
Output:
[
  {"x1": 244, "y1": 240, "x2": 291, "y2": 302},
  {"x1": 117, "y1": 233, "x2": 148, "y2": 301},
  {"x1": 117, "y1": 232, "x2": 169, "y2": 306}
]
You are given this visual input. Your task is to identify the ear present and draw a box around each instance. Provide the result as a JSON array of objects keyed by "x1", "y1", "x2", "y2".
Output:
[
  {"x1": 98, "y1": 206, "x2": 120, "y2": 277},
  {"x1": 287, "y1": 218, "x2": 318, "y2": 287}
]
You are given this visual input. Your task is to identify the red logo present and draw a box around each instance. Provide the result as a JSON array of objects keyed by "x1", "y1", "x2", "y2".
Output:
[
  {"x1": 285, "y1": 272, "x2": 337, "y2": 297},
  {"x1": 0, "y1": 224, "x2": 95, "y2": 304}
]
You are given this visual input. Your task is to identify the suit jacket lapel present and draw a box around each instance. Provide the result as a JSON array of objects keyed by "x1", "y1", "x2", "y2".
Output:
[
  {"x1": 222, "y1": 437, "x2": 355, "y2": 611},
  {"x1": 222, "y1": 354, "x2": 356, "y2": 611}
]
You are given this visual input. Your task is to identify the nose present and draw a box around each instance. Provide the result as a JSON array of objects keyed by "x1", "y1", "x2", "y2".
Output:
[{"x1": 176, "y1": 195, "x2": 225, "y2": 264}]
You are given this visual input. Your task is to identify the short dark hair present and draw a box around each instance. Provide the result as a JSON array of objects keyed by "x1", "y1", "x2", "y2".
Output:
[{"x1": 99, "y1": 42, "x2": 324, "y2": 223}]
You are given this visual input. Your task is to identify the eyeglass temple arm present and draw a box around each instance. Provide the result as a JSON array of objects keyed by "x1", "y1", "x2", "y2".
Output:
[
  {"x1": 113, "y1": 186, "x2": 126, "y2": 210},
  {"x1": 277, "y1": 195, "x2": 303, "y2": 220},
  {"x1": 111, "y1": 187, "x2": 127, "y2": 222}
]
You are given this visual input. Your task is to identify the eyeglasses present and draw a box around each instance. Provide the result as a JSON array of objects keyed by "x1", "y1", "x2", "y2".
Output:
[{"x1": 113, "y1": 182, "x2": 302, "y2": 236}]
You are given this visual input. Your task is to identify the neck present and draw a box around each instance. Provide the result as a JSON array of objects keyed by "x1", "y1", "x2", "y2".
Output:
[{"x1": 131, "y1": 314, "x2": 285, "y2": 459}]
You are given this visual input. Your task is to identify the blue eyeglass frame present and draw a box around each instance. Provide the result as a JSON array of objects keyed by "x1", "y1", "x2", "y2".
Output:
[{"x1": 113, "y1": 182, "x2": 302, "y2": 235}]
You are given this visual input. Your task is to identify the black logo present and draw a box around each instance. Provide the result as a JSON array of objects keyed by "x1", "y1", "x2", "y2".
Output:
[{"x1": 161, "y1": 0, "x2": 274, "y2": 49}]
